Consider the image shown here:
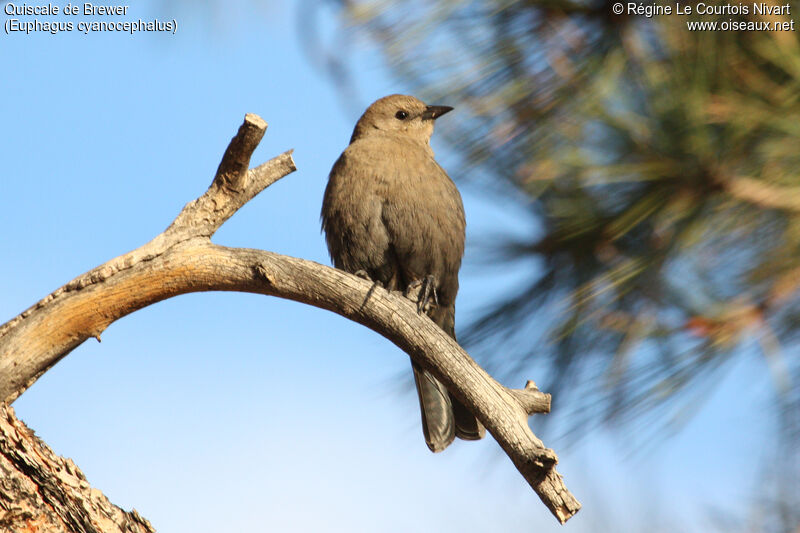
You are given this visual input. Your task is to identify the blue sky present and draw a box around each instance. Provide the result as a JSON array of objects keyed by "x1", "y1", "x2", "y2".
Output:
[{"x1": 1, "y1": 1, "x2": 775, "y2": 531}]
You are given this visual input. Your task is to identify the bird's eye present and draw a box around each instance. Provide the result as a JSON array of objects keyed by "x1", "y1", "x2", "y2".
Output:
[{"x1": 395, "y1": 110, "x2": 408, "y2": 120}]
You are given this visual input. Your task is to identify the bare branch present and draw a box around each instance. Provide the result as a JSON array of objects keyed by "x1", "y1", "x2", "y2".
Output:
[
  {"x1": 0, "y1": 114, "x2": 580, "y2": 525},
  {"x1": 508, "y1": 380, "x2": 552, "y2": 415},
  {"x1": 215, "y1": 113, "x2": 267, "y2": 190},
  {"x1": 167, "y1": 114, "x2": 294, "y2": 239}
]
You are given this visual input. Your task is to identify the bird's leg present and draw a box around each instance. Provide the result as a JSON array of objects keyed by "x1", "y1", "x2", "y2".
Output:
[
  {"x1": 406, "y1": 275, "x2": 439, "y2": 314},
  {"x1": 422, "y1": 275, "x2": 439, "y2": 310},
  {"x1": 354, "y1": 270, "x2": 385, "y2": 312}
]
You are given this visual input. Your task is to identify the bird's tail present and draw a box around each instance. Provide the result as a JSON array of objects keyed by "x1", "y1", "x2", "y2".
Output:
[
  {"x1": 411, "y1": 363, "x2": 485, "y2": 452},
  {"x1": 412, "y1": 362, "x2": 455, "y2": 452},
  {"x1": 451, "y1": 392, "x2": 485, "y2": 441},
  {"x1": 441, "y1": 305, "x2": 485, "y2": 443},
  {"x1": 413, "y1": 304, "x2": 485, "y2": 451}
]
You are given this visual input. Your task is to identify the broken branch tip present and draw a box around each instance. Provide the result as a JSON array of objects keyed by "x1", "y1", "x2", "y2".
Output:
[{"x1": 244, "y1": 113, "x2": 267, "y2": 131}]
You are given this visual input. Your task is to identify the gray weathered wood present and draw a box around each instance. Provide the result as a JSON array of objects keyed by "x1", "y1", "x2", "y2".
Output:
[{"x1": 0, "y1": 114, "x2": 580, "y2": 527}]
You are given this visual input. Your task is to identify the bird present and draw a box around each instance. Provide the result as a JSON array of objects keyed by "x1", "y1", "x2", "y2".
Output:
[{"x1": 321, "y1": 94, "x2": 485, "y2": 452}]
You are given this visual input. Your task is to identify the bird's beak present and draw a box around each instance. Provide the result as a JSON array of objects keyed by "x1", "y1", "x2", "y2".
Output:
[{"x1": 421, "y1": 105, "x2": 454, "y2": 120}]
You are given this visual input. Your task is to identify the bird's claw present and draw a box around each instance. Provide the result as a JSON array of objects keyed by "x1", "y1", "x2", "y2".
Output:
[
  {"x1": 354, "y1": 269, "x2": 372, "y2": 281},
  {"x1": 406, "y1": 275, "x2": 439, "y2": 314}
]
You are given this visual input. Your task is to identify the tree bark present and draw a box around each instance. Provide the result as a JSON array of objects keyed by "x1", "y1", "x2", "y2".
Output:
[
  {"x1": 0, "y1": 114, "x2": 580, "y2": 529},
  {"x1": 0, "y1": 403, "x2": 155, "y2": 533}
]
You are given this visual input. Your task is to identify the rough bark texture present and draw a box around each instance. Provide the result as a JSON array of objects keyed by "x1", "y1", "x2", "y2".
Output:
[
  {"x1": 0, "y1": 403, "x2": 155, "y2": 533},
  {"x1": 0, "y1": 114, "x2": 580, "y2": 528}
]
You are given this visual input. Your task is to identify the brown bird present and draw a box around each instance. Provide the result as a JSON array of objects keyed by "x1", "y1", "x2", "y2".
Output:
[{"x1": 321, "y1": 94, "x2": 484, "y2": 452}]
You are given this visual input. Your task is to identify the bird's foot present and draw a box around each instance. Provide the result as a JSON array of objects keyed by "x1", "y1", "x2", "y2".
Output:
[
  {"x1": 406, "y1": 275, "x2": 439, "y2": 314},
  {"x1": 354, "y1": 269, "x2": 373, "y2": 281}
]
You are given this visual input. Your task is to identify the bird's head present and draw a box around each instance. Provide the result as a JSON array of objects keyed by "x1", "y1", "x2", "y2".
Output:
[{"x1": 350, "y1": 94, "x2": 453, "y2": 144}]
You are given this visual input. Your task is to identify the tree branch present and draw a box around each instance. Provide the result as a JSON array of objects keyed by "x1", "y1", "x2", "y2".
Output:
[{"x1": 0, "y1": 114, "x2": 580, "y2": 526}]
